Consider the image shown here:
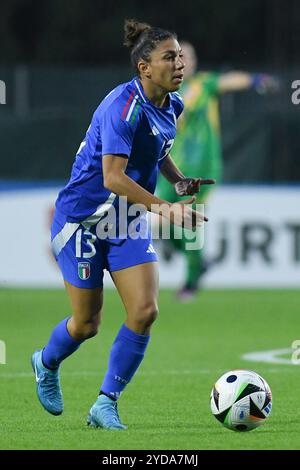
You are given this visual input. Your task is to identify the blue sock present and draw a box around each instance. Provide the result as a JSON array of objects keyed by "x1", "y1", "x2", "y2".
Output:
[
  {"x1": 100, "y1": 324, "x2": 150, "y2": 400},
  {"x1": 42, "y1": 318, "x2": 82, "y2": 369}
]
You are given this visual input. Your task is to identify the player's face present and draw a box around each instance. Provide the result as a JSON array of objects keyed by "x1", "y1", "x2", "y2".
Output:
[
  {"x1": 180, "y1": 42, "x2": 197, "y2": 79},
  {"x1": 145, "y1": 38, "x2": 185, "y2": 92}
]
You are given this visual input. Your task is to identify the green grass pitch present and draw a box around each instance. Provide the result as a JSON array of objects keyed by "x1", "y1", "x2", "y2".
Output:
[{"x1": 0, "y1": 288, "x2": 300, "y2": 450}]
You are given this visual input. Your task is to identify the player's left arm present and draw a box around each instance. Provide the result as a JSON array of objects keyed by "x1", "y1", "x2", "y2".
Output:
[
  {"x1": 160, "y1": 154, "x2": 215, "y2": 196},
  {"x1": 218, "y1": 72, "x2": 280, "y2": 94},
  {"x1": 159, "y1": 154, "x2": 185, "y2": 184}
]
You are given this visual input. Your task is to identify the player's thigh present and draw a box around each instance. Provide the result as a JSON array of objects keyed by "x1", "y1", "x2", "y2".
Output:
[
  {"x1": 64, "y1": 281, "x2": 103, "y2": 323},
  {"x1": 111, "y1": 262, "x2": 159, "y2": 316},
  {"x1": 107, "y1": 232, "x2": 159, "y2": 317}
]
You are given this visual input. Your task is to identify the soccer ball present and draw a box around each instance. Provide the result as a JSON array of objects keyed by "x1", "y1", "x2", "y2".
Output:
[{"x1": 210, "y1": 370, "x2": 272, "y2": 432}]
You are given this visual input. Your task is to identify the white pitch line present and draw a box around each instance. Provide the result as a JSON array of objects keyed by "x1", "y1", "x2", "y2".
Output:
[
  {"x1": 1, "y1": 347, "x2": 299, "y2": 379},
  {"x1": 0, "y1": 362, "x2": 298, "y2": 380},
  {"x1": 242, "y1": 348, "x2": 296, "y2": 365},
  {"x1": 0, "y1": 369, "x2": 212, "y2": 379}
]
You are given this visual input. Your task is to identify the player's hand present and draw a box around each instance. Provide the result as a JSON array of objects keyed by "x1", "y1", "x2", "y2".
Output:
[
  {"x1": 174, "y1": 177, "x2": 215, "y2": 196},
  {"x1": 253, "y1": 74, "x2": 281, "y2": 95},
  {"x1": 167, "y1": 196, "x2": 208, "y2": 229}
]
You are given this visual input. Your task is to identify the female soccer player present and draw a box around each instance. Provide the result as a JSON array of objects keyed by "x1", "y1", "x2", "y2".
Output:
[{"x1": 31, "y1": 19, "x2": 214, "y2": 430}]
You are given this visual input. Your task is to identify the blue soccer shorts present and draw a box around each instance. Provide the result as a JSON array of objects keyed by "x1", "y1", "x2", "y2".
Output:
[{"x1": 51, "y1": 208, "x2": 158, "y2": 289}]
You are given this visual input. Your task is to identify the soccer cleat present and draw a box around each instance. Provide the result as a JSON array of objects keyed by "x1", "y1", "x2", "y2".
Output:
[
  {"x1": 175, "y1": 258, "x2": 213, "y2": 302},
  {"x1": 31, "y1": 350, "x2": 63, "y2": 416},
  {"x1": 160, "y1": 240, "x2": 175, "y2": 262},
  {"x1": 87, "y1": 394, "x2": 127, "y2": 430},
  {"x1": 175, "y1": 285, "x2": 198, "y2": 303}
]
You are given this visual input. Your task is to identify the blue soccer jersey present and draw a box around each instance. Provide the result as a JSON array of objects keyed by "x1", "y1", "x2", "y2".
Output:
[{"x1": 55, "y1": 77, "x2": 184, "y2": 224}]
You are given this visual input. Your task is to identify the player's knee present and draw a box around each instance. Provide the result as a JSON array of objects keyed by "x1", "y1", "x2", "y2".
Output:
[
  {"x1": 136, "y1": 302, "x2": 159, "y2": 327},
  {"x1": 81, "y1": 320, "x2": 100, "y2": 339},
  {"x1": 71, "y1": 313, "x2": 101, "y2": 340}
]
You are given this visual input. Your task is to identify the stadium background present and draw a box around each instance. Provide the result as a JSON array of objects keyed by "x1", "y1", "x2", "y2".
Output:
[{"x1": 1, "y1": 0, "x2": 300, "y2": 451}]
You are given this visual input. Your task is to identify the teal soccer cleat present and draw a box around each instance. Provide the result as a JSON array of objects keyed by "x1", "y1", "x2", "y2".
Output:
[
  {"x1": 31, "y1": 350, "x2": 63, "y2": 416},
  {"x1": 87, "y1": 395, "x2": 127, "y2": 430}
]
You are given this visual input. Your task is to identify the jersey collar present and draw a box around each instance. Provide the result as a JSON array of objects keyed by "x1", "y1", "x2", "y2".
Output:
[
  {"x1": 133, "y1": 77, "x2": 172, "y2": 110},
  {"x1": 133, "y1": 78, "x2": 147, "y2": 103}
]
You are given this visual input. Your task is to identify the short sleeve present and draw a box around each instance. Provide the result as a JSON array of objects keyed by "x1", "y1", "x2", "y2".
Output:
[{"x1": 100, "y1": 105, "x2": 135, "y2": 158}]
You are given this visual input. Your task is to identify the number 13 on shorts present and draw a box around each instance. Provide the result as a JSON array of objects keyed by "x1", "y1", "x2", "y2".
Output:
[{"x1": 75, "y1": 229, "x2": 97, "y2": 259}]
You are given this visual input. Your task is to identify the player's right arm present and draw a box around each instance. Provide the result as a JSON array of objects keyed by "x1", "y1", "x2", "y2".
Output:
[{"x1": 102, "y1": 154, "x2": 206, "y2": 228}]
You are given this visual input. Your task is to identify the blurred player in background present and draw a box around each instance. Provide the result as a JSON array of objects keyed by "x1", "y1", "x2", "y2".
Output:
[
  {"x1": 157, "y1": 41, "x2": 279, "y2": 302},
  {"x1": 31, "y1": 21, "x2": 214, "y2": 430}
]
